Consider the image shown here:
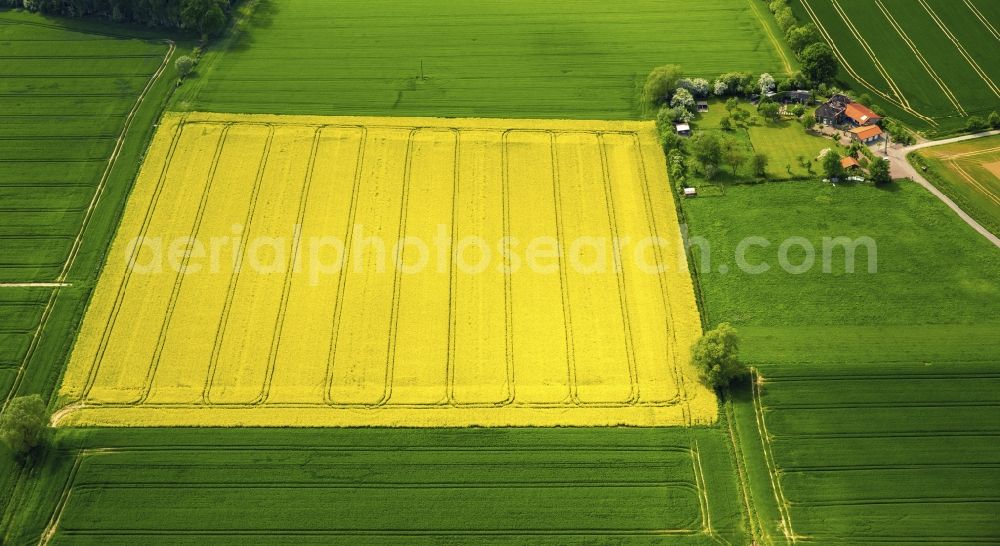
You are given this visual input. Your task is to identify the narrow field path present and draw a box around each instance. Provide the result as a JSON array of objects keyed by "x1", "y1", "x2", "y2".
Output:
[
  {"x1": 0, "y1": 283, "x2": 72, "y2": 288},
  {"x1": 891, "y1": 129, "x2": 1000, "y2": 248}
]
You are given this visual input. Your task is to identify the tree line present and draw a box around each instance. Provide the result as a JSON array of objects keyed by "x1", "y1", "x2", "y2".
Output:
[{"x1": 3, "y1": 0, "x2": 232, "y2": 38}]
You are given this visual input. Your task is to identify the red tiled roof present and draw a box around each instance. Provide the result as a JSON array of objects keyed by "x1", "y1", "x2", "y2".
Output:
[
  {"x1": 849, "y1": 125, "x2": 883, "y2": 140},
  {"x1": 844, "y1": 103, "x2": 880, "y2": 124},
  {"x1": 841, "y1": 156, "x2": 860, "y2": 169}
]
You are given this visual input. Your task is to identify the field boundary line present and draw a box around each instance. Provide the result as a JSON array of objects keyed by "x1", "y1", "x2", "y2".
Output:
[
  {"x1": 0, "y1": 282, "x2": 71, "y2": 288},
  {"x1": 964, "y1": 0, "x2": 1000, "y2": 41},
  {"x1": 445, "y1": 131, "x2": 461, "y2": 404},
  {"x1": 918, "y1": 0, "x2": 1000, "y2": 98},
  {"x1": 751, "y1": 369, "x2": 798, "y2": 543},
  {"x1": 4, "y1": 39, "x2": 175, "y2": 411},
  {"x1": 379, "y1": 129, "x2": 420, "y2": 406},
  {"x1": 634, "y1": 135, "x2": 689, "y2": 419},
  {"x1": 548, "y1": 133, "x2": 581, "y2": 405},
  {"x1": 499, "y1": 131, "x2": 516, "y2": 405},
  {"x1": 79, "y1": 118, "x2": 188, "y2": 400},
  {"x1": 829, "y1": 0, "x2": 907, "y2": 108},
  {"x1": 800, "y1": 0, "x2": 936, "y2": 126},
  {"x1": 59, "y1": 39, "x2": 176, "y2": 283},
  {"x1": 690, "y1": 441, "x2": 730, "y2": 545},
  {"x1": 942, "y1": 145, "x2": 1000, "y2": 160},
  {"x1": 724, "y1": 402, "x2": 766, "y2": 546},
  {"x1": 746, "y1": 0, "x2": 794, "y2": 75},
  {"x1": 138, "y1": 125, "x2": 231, "y2": 405},
  {"x1": 260, "y1": 128, "x2": 324, "y2": 404},
  {"x1": 38, "y1": 449, "x2": 87, "y2": 546},
  {"x1": 202, "y1": 125, "x2": 274, "y2": 404},
  {"x1": 873, "y1": 0, "x2": 966, "y2": 116},
  {"x1": 323, "y1": 127, "x2": 369, "y2": 405},
  {"x1": 597, "y1": 134, "x2": 640, "y2": 404},
  {"x1": 950, "y1": 160, "x2": 1000, "y2": 206}
]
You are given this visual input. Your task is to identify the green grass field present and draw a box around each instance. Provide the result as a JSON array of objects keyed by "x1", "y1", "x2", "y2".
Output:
[
  {"x1": 689, "y1": 101, "x2": 845, "y2": 184},
  {"x1": 178, "y1": 0, "x2": 788, "y2": 119},
  {"x1": 912, "y1": 134, "x2": 1000, "y2": 238},
  {"x1": 683, "y1": 180, "x2": 1000, "y2": 544},
  {"x1": 793, "y1": 0, "x2": 1000, "y2": 134}
]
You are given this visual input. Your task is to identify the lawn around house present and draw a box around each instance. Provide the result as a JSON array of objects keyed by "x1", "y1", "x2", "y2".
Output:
[{"x1": 685, "y1": 100, "x2": 843, "y2": 185}]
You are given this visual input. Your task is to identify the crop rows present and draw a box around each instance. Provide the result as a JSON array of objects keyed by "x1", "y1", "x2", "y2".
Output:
[
  {"x1": 57, "y1": 113, "x2": 713, "y2": 427},
  {"x1": 36, "y1": 432, "x2": 735, "y2": 544},
  {"x1": 753, "y1": 363, "x2": 1000, "y2": 543},
  {"x1": 0, "y1": 17, "x2": 168, "y2": 282},
  {"x1": 796, "y1": 0, "x2": 1000, "y2": 131},
  {"x1": 184, "y1": 0, "x2": 787, "y2": 119}
]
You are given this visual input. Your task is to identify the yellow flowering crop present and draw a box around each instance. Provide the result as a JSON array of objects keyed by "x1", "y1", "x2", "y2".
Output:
[{"x1": 57, "y1": 112, "x2": 716, "y2": 427}]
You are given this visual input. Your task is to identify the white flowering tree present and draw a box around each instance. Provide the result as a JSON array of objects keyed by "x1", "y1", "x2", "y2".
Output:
[
  {"x1": 690, "y1": 78, "x2": 710, "y2": 97},
  {"x1": 670, "y1": 87, "x2": 696, "y2": 112},
  {"x1": 758, "y1": 73, "x2": 775, "y2": 95},
  {"x1": 713, "y1": 79, "x2": 728, "y2": 96}
]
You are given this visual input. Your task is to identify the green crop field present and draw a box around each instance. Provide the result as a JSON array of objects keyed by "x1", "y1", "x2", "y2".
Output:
[
  {"x1": 4, "y1": 428, "x2": 746, "y2": 545},
  {"x1": 177, "y1": 0, "x2": 788, "y2": 119},
  {"x1": 0, "y1": 15, "x2": 170, "y2": 281},
  {"x1": 683, "y1": 181, "x2": 1000, "y2": 543},
  {"x1": 794, "y1": 0, "x2": 1000, "y2": 134}
]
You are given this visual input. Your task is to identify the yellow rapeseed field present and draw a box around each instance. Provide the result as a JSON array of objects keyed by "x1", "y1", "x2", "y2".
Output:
[{"x1": 56, "y1": 112, "x2": 716, "y2": 427}]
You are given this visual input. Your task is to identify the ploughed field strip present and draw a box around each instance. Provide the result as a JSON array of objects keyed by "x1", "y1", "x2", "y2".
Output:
[
  {"x1": 796, "y1": 0, "x2": 1000, "y2": 130},
  {"x1": 57, "y1": 113, "x2": 713, "y2": 427}
]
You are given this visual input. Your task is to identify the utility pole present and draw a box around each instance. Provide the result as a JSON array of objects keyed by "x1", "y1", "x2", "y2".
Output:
[{"x1": 420, "y1": 60, "x2": 425, "y2": 81}]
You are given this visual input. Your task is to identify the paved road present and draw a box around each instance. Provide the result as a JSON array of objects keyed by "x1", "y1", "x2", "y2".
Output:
[{"x1": 884, "y1": 129, "x2": 1000, "y2": 248}]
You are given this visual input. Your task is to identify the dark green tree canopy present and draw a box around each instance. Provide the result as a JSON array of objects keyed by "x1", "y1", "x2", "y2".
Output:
[
  {"x1": 691, "y1": 323, "x2": 747, "y2": 390},
  {"x1": 800, "y1": 43, "x2": 838, "y2": 83},
  {"x1": 0, "y1": 395, "x2": 50, "y2": 460}
]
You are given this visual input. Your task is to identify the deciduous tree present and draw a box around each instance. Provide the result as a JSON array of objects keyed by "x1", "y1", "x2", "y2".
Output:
[
  {"x1": 869, "y1": 157, "x2": 892, "y2": 185},
  {"x1": 691, "y1": 323, "x2": 747, "y2": 390},
  {"x1": 642, "y1": 65, "x2": 684, "y2": 108},
  {"x1": 801, "y1": 43, "x2": 838, "y2": 83},
  {"x1": 0, "y1": 395, "x2": 49, "y2": 461}
]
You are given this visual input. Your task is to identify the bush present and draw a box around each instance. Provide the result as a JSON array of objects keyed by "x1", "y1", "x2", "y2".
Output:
[
  {"x1": 175, "y1": 55, "x2": 196, "y2": 78},
  {"x1": 775, "y1": 7, "x2": 795, "y2": 32},
  {"x1": 0, "y1": 395, "x2": 50, "y2": 461},
  {"x1": 758, "y1": 101, "x2": 779, "y2": 121},
  {"x1": 966, "y1": 116, "x2": 988, "y2": 133},
  {"x1": 989, "y1": 111, "x2": 1000, "y2": 129},
  {"x1": 691, "y1": 323, "x2": 747, "y2": 390},
  {"x1": 869, "y1": 157, "x2": 892, "y2": 185}
]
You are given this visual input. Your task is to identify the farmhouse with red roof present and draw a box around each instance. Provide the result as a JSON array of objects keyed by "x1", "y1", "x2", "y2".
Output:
[{"x1": 815, "y1": 94, "x2": 881, "y2": 127}]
